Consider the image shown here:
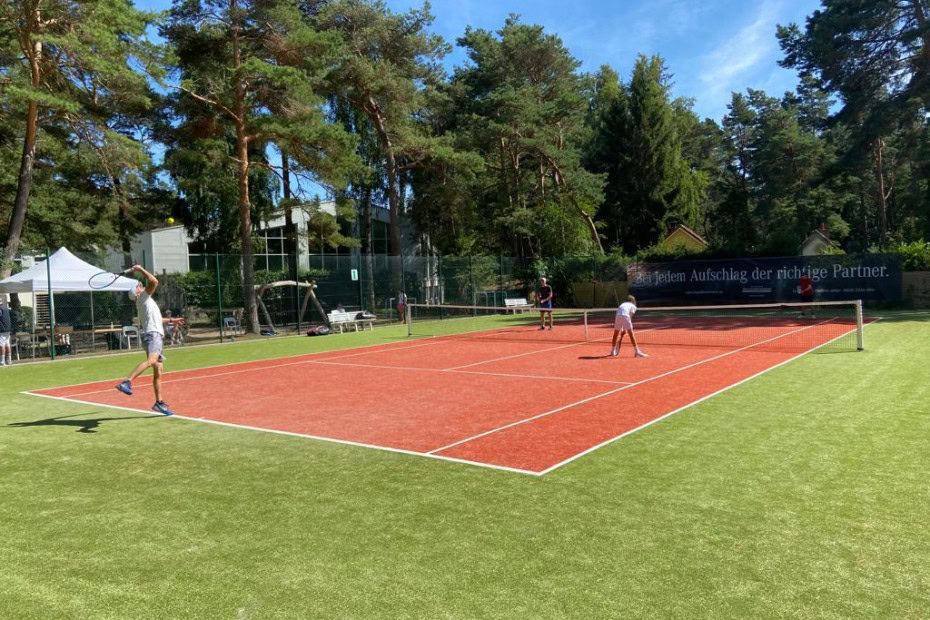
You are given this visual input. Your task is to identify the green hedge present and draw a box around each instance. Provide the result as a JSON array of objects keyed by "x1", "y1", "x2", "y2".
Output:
[{"x1": 890, "y1": 242, "x2": 930, "y2": 271}]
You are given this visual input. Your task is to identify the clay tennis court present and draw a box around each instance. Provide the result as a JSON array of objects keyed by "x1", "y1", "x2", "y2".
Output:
[{"x1": 24, "y1": 314, "x2": 864, "y2": 475}]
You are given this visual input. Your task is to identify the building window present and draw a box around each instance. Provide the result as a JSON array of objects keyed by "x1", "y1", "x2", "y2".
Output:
[{"x1": 257, "y1": 226, "x2": 287, "y2": 271}]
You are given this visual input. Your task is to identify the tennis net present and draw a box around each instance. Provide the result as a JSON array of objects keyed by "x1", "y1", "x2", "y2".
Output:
[{"x1": 405, "y1": 301, "x2": 866, "y2": 352}]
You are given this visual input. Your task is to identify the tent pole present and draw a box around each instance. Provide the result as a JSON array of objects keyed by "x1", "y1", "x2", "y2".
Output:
[
  {"x1": 90, "y1": 291, "x2": 95, "y2": 352},
  {"x1": 46, "y1": 247, "x2": 56, "y2": 361}
]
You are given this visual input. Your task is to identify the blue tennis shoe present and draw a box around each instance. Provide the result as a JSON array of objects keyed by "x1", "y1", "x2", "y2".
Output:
[
  {"x1": 115, "y1": 380, "x2": 133, "y2": 396},
  {"x1": 152, "y1": 401, "x2": 175, "y2": 416}
]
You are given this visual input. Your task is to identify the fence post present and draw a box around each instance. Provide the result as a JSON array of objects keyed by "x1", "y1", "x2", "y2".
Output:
[
  {"x1": 469, "y1": 255, "x2": 477, "y2": 316},
  {"x1": 46, "y1": 247, "x2": 56, "y2": 360},
  {"x1": 216, "y1": 253, "x2": 224, "y2": 343}
]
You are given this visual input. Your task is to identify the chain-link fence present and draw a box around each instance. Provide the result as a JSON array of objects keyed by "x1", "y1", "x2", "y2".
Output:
[
  {"x1": 0, "y1": 248, "x2": 634, "y2": 362},
  {"x1": 2, "y1": 245, "x2": 921, "y2": 364}
]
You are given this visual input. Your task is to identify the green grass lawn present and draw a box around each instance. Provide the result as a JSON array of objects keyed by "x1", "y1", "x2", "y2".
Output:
[{"x1": 1, "y1": 315, "x2": 928, "y2": 619}]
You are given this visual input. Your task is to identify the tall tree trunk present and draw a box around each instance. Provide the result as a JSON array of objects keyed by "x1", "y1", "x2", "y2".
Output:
[
  {"x1": 281, "y1": 150, "x2": 299, "y2": 282},
  {"x1": 236, "y1": 122, "x2": 258, "y2": 333},
  {"x1": 872, "y1": 138, "x2": 889, "y2": 247},
  {"x1": 2, "y1": 38, "x2": 42, "y2": 279},
  {"x1": 366, "y1": 97, "x2": 403, "y2": 297},
  {"x1": 548, "y1": 159, "x2": 604, "y2": 254},
  {"x1": 231, "y1": 0, "x2": 259, "y2": 334},
  {"x1": 859, "y1": 179, "x2": 869, "y2": 249},
  {"x1": 363, "y1": 186, "x2": 376, "y2": 312}
]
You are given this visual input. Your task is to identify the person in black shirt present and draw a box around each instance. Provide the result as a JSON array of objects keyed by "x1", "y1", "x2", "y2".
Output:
[
  {"x1": 0, "y1": 297, "x2": 12, "y2": 366},
  {"x1": 538, "y1": 277, "x2": 553, "y2": 330}
]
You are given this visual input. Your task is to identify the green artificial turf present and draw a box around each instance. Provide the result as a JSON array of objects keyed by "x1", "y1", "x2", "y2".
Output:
[{"x1": 0, "y1": 315, "x2": 928, "y2": 619}]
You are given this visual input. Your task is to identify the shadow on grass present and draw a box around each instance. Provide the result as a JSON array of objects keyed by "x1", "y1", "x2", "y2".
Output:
[{"x1": 6, "y1": 411, "x2": 159, "y2": 434}]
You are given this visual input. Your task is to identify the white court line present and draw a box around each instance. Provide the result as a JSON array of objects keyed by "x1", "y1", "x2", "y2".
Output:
[
  {"x1": 537, "y1": 319, "x2": 875, "y2": 475},
  {"x1": 43, "y1": 339, "x2": 450, "y2": 398},
  {"x1": 427, "y1": 318, "x2": 837, "y2": 456},
  {"x1": 443, "y1": 327, "x2": 661, "y2": 371},
  {"x1": 307, "y1": 359, "x2": 632, "y2": 386},
  {"x1": 21, "y1": 318, "x2": 873, "y2": 477},
  {"x1": 44, "y1": 326, "x2": 637, "y2": 398},
  {"x1": 18, "y1": 333, "x2": 439, "y2": 391},
  {"x1": 20, "y1": 390, "x2": 543, "y2": 476},
  {"x1": 55, "y1": 347, "x2": 632, "y2": 398}
]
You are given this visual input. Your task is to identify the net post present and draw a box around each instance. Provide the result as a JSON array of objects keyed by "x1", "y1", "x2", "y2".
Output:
[
  {"x1": 584, "y1": 310, "x2": 589, "y2": 342},
  {"x1": 405, "y1": 302, "x2": 412, "y2": 337},
  {"x1": 855, "y1": 299, "x2": 864, "y2": 350},
  {"x1": 294, "y1": 251, "x2": 301, "y2": 336}
]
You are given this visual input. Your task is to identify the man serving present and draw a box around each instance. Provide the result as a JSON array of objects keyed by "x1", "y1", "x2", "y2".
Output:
[{"x1": 115, "y1": 265, "x2": 175, "y2": 416}]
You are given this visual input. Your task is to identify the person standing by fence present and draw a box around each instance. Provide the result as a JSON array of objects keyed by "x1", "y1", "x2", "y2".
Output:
[
  {"x1": 799, "y1": 273, "x2": 815, "y2": 317},
  {"x1": 538, "y1": 277, "x2": 553, "y2": 330}
]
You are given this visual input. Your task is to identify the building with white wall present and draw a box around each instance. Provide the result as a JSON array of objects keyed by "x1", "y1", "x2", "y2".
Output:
[{"x1": 106, "y1": 199, "x2": 409, "y2": 275}]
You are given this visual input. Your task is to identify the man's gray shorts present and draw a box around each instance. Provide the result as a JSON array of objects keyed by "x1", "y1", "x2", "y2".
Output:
[{"x1": 142, "y1": 331, "x2": 164, "y2": 361}]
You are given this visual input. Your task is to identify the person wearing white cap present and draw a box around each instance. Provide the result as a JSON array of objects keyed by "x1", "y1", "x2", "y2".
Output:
[{"x1": 114, "y1": 265, "x2": 174, "y2": 415}]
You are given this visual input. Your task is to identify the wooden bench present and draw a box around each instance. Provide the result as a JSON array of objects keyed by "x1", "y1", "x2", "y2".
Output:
[
  {"x1": 327, "y1": 310, "x2": 374, "y2": 333},
  {"x1": 504, "y1": 298, "x2": 533, "y2": 313}
]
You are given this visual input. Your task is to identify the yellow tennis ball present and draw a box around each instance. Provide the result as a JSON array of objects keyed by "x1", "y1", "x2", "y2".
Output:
[{"x1": 167, "y1": 217, "x2": 175, "y2": 224}]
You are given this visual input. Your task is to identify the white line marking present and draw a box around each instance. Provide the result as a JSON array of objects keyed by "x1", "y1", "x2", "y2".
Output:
[
  {"x1": 53, "y1": 353, "x2": 632, "y2": 398},
  {"x1": 20, "y1": 391, "x2": 543, "y2": 476},
  {"x1": 455, "y1": 369, "x2": 632, "y2": 386},
  {"x1": 442, "y1": 327, "x2": 661, "y2": 371},
  {"x1": 21, "y1": 317, "x2": 874, "y2": 476},
  {"x1": 428, "y1": 319, "x2": 837, "y2": 456},
  {"x1": 306, "y1": 359, "x2": 630, "y2": 385},
  {"x1": 536, "y1": 319, "x2": 871, "y2": 474},
  {"x1": 42, "y1": 340, "x2": 451, "y2": 398},
  {"x1": 24, "y1": 335, "x2": 440, "y2": 391}
]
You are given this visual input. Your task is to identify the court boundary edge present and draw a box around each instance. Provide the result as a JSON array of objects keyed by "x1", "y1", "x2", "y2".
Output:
[
  {"x1": 19, "y1": 390, "x2": 545, "y2": 477},
  {"x1": 535, "y1": 317, "x2": 882, "y2": 475}
]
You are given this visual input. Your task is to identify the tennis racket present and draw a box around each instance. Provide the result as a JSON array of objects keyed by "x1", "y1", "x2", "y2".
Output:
[{"x1": 88, "y1": 268, "x2": 134, "y2": 290}]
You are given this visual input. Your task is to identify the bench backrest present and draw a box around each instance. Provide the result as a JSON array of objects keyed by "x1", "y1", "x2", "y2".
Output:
[{"x1": 504, "y1": 298, "x2": 529, "y2": 307}]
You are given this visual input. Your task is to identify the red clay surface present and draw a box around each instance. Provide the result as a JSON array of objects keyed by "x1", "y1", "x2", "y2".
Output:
[{"x1": 28, "y1": 318, "x2": 861, "y2": 474}]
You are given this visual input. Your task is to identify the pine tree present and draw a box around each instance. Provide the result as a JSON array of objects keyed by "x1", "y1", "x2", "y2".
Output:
[
  {"x1": 599, "y1": 55, "x2": 698, "y2": 253},
  {"x1": 0, "y1": 0, "x2": 162, "y2": 276},
  {"x1": 160, "y1": 0, "x2": 357, "y2": 332},
  {"x1": 447, "y1": 15, "x2": 605, "y2": 259},
  {"x1": 311, "y1": 0, "x2": 451, "y2": 296}
]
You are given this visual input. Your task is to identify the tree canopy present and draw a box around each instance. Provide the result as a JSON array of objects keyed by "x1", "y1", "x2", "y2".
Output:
[{"x1": 4, "y1": 0, "x2": 930, "y2": 285}]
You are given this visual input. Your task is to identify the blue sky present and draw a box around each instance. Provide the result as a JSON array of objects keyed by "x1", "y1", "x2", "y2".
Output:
[
  {"x1": 138, "y1": 0, "x2": 822, "y2": 121},
  {"x1": 387, "y1": 0, "x2": 823, "y2": 120}
]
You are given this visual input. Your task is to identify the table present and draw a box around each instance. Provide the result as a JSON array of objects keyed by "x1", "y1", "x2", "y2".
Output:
[{"x1": 91, "y1": 326, "x2": 125, "y2": 351}]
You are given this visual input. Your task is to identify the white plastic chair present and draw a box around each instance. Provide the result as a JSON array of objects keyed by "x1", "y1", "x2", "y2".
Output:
[{"x1": 122, "y1": 326, "x2": 140, "y2": 349}]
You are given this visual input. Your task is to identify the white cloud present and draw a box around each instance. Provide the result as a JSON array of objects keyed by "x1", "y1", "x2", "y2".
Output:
[{"x1": 695, "y1": 1, "x2": 781, "y2": 110}]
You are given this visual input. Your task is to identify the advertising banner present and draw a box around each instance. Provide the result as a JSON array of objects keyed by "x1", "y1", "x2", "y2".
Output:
[{"x1": 628, "y1": 255, "x2": 901, "y2": 304}]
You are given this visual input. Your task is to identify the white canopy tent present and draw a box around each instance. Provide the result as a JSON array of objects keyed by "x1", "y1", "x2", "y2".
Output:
[
  {"x1": 0, "y1": 248, "x2": 139, "y2": 357},
  {"x1": 0, "y1": 247, "x2": 137, "y2": 294}
]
